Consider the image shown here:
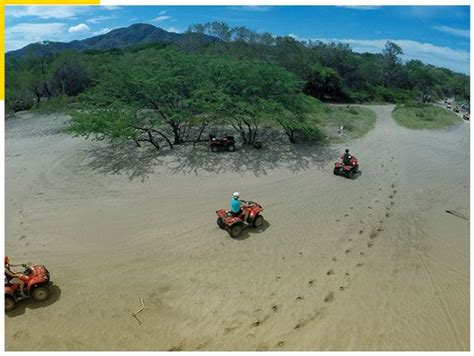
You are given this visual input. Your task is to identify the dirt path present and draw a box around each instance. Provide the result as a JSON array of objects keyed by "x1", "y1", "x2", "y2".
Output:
[{"x1": 5, "y1": 106, "x2": 469, "y2": 351}]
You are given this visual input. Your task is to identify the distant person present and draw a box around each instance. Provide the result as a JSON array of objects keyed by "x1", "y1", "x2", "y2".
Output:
[
  {"x1": 230, "y1": 192, "x2": 250, "y2": 221},
  {"x1": 5, "y1": 256, "x2": 26, "y2": 297},
  {"x1": 343, "y1": 149, "x2": 352, "y2": 165}
]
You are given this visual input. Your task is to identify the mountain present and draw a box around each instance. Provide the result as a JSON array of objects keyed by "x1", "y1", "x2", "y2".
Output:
[{"x1": 6, "y1": 23, "x2": 218, "y2": 58}]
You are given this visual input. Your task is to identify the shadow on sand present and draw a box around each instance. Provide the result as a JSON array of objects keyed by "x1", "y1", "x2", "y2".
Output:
[
  {"x1": 231, "y1": 220, "x2": 271, "y2": 241},
  {"x1": 80, "y1": 141, "x2": 338, "y2": 181},
  {"x1": 6, "y1": 283, "x2": 62, "y2": 318}
]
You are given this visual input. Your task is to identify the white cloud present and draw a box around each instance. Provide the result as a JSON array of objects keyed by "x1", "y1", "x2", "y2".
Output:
[
  {"x1": 166, "y1": 27, "x2": 180, "y2": 33},
  {"x1": 93, "y1": 27, "x2": 113, "y2": 36},
  {"x1": 316, "y1": 37, "x2": 470, "y2": 74},
  {"x1": 227, "y1": 6, "x2": 272, "y2": 12},
  {"x1": 433, "y1": 25, "x2": 470, "y2": 38},
  {"x1": 338, "y1": 6, "x2": 381, "y2": 10},
  {"x1": 68, "y1": 23, "x2": 90, "y2": 34},
  {"x1": 7, "y1": 6, "x2": 82, "y2": 19},
  {"x1": 152, "y1": 15, "x2": 171, "y2": 22},
  {"x1": 5, "y1": 22, "x2": 66, "y2": 51},
  {"x1": 86, "y1": 15, "x2": 115, "y2": 24},
  {"x1": 101, "y1": 6, "x2": 122, "y2": 11},
  {"x1": 6, "y1": 22, "x2": 65, "y2": 35}
]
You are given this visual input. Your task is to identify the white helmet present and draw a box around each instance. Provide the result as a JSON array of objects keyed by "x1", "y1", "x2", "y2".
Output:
[{"x1": 232, "y1": 192, "x2": 240, "y2": 198}]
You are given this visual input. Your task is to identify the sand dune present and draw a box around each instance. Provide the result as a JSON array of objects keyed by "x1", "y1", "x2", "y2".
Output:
[{"x1": 5, "y1": 106, "x2": 469, "y2": 351}]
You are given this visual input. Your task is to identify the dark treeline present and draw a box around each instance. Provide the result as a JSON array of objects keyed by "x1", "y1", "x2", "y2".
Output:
[{"x1": 186, "y1": 22, "x2": 469, "y2": 104}]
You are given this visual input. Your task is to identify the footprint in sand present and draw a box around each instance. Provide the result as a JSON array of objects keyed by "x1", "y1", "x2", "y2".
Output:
[
  {"x1": 386, "y1": 212, "x2": 391, "y2": 217},
  {"x1": 391, "y1": 201, "x2": 395, "y2": 205},
  {"x1": 359, "y1": 230, "x2": 364, "y2": 234},
  {"x1": 356, "y1": 263, "x2": 364, "y2": 267},
  {"x1": 389, "y1": 195, "x2": 394, "y2": 199},
  {"x1": 296, "y1": 296, "x2": 304, "y2": 301},
  {"x1": 298, "y1": 252, "x2": 303, "y2": 257},
  {"x1": 345, "y1": 272, "x2": 350, "y2": 276},
  {"x1": 345, "y1": 249, "x2": 351, "y2": 254},
  {"x1": 369, "y1": 231, "x2": 378, "y2": 239},
  {"x1": 348, "y1": 238, "x2": 352, "y2": 242},
  {"x1": 275, "y1": 276, "x2": 282, "y2": 281},
  {"x1": 360, "y1": 252, "x2": 365, "y2": 256},
  {"x1": 339, "y1": 286, "x2": 345, "y2": 291},
  {"x1": 332, "y1": 257, "x2": 337, "y2": 261},
  {"x1": 344, "y1": 214, "x2": 350, "y2": 217},
  {"x1": 271, "y1": 304, "x2": 281, "y2": 312},
  {"x1": 19, "y1": 235, "x2": 26, "y2": 241},
  {"x1": 326, "y1": 269, "x2": 335, "y2": 276},
  {"x1": 367, "y1": 241, "x2": 374, "y2": 248},
  {"x1": 391, "y1": 183, "x2": 396, "y2": 188},
  {"x1": 393, "y1": 190, "x2": 397, "y2": 194},
  {"x1": 308, "y1": 279, "x2": 316, "y2": 286},
  {"x1": 324, "y1": 292, "x2": 334, "y2": 303},
  {"x1": 277, "y1": 341, "x2": 285, "y2": 347},
  {"x1": 368, "y1": 206, "x2": 373, "y2": 210}
]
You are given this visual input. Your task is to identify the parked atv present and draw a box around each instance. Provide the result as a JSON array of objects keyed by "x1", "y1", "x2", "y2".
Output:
[
  {"x1": 463, "y1": 112, "x2": 470, "y2": 121},
  {"x1": 216, "y1": 201, "x2": 264, "y2": 238},
  {"x1": 454, "y1": 106, "x2": 460, "y2": 113},
  {"x1": 209, "y1": 134, "x2": 235, "y2": 152},
  {"x1": 5, "y1": 264, "x2": 51, "y2": 312},
  {"x1": 334, "y1": 155, "x2": 359, "y2": 179}
]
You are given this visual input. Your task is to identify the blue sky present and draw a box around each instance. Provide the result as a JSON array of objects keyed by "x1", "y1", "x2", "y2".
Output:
[{"x1": 5, "y1": 5, "x2": 470, "y2": 74}]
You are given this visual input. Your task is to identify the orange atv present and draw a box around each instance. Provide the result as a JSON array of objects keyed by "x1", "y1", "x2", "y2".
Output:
[{"x1": 216, "y1": 201, "x2": 264, "y2": 238}]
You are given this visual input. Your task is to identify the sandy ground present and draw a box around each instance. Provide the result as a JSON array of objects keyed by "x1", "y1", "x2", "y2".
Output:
[{"x1": 5, "y1": 106, "x2": 469, "y2": 351}]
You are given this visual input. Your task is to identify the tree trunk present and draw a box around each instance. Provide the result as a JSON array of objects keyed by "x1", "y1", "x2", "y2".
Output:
[
  {"x1": 147, "y1": 130, "x2": 161, "y2": 150},
  {"x1": 171, "y1": 122, "x2": 182, "y2": 144},
  {"x1": 194, "y1": 120, "x2": 207, "y2": 145},
  {"x1": 151, "y1": 129, "x2": 174, "y2": 149}
]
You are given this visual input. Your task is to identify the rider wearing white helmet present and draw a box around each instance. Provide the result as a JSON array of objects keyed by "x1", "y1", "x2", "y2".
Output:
[{"x1": 230, "y1": 192, "x2": 249, "y2": 221}]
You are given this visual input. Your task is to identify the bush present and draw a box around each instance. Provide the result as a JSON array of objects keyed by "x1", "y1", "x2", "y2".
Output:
[{"x1": 30, "y1": 96, "x2": 77, "y2": 114}]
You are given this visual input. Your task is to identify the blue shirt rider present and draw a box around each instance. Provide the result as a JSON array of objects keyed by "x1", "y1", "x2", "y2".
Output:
[{"x1": 230, "y1": 192, "x2": 250, "y2": 221}]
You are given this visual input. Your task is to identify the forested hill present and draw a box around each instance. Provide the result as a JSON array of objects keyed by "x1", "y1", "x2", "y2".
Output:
[{"x1": 6, "y1": 23, "x2": 217, "y2": 58}]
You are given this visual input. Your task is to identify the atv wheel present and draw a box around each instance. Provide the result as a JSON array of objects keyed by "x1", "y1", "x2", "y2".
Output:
[
  {"x1": 227, "y1": 144, "x2": 235, "y2": 152},
  {"x1": 5, "y1": 296, "x2": 16, "y2": 312},
  {"x1": 348, "y1": 170, "x2": 355, "y2": 179},
  {"x1": 32, "y1": 286, "x2": 50, "y2": 302},
  {"x1": 211, "y1": 145, "x2": 218, "y2": 153},
  {"x1": 217, "y1": 217, "x2": 226, "y2": 229},
  {"x1": 228, "y1": 223, "x2": 243, "y2": 238},
  {"x1": 253, "y1": 215, "x2": 264, "y2": 228},
  {"x1": 333, "y1": 167, "x2": 340, "y2": 175}
]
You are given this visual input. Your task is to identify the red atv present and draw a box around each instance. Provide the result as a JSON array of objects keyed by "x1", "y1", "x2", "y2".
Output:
[
  {"x1": 209, "y1": 134, "x2": 235, "y2": 152},
  {"x1": 216, "y1": 201, "x2": 264, "y2": 238},
  {"x1": 334, "y1": 155, "x2": 359, "y2": 179},
  {"x1": 5, "y1": 264, "x2": 51, "y2": 312}
]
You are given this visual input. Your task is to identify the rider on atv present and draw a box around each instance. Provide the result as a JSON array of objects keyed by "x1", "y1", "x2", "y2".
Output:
[
  {"x1": 343, "y1": 149, "x2": 353, "y2": 165},
  {"x1": 230, "y1": 192, "x2": 250, "y2": 221},
  {"x1": 5, "y1": 256, "x2": 26, "y2": 297}
]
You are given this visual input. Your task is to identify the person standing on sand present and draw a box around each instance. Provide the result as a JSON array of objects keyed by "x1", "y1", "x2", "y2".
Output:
[
  {"x1": 5, "y1": 256, "x2": 26, "y2": 297},
  {"x1": 230, "y1": 192, "x2": 250, "y2": 221}
]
